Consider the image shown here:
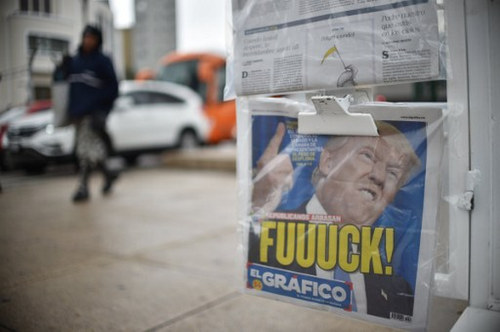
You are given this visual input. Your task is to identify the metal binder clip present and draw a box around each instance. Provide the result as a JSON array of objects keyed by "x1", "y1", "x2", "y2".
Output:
[{"x1": 298, "y1": 95, "x2": 378, "y2": 136}]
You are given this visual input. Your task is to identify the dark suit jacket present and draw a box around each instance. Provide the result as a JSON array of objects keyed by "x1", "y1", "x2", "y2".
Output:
[{"x1": 248, "y1": 203, "x2": 414, "y2": 319}]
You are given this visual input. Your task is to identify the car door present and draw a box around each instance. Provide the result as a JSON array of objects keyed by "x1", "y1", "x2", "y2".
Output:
[
  {"x1": 108, "y1": 91, "x2": 153, "y2": 151},
  {"x1": 108, "y1": 90, "x2": 186, "y2": 151}
]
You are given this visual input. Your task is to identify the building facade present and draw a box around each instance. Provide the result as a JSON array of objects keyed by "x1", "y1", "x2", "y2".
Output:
[
  {"x1": 133, "y1": 0, "x2": 176, "y2": 73},
  {"x1": 0, "y1": 0, "x2": 117, "y2": 112}
]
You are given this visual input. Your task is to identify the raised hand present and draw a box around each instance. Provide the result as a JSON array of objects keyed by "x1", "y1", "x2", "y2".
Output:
[{"x1": 252, "y1": 123, "x2": 294, "y2": 213}]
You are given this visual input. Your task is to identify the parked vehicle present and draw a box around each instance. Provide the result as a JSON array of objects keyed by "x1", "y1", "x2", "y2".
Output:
[
  {"x1": 1, "y1": 106, "x2": 27, "y2": 170},
  {"x1": 136, "y1": 52, "x2": 236, "y2": 144},
  {"x1": 2, "y1": 81, "x2": 209, "y2": 172},
  {"x1": 27, "y1": 100, "x2": 52, "y2": 114},
  {"x1": 2, "y1": 110, "x2": 74, "y2": 172},
  {"x1": 0, "y1": 100, "x2": 53, "y2": 170}
]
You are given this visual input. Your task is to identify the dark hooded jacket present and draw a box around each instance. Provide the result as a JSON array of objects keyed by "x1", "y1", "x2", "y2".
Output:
[{"x1": 67, "y1": 29, "x2": 118, "y2": 119}]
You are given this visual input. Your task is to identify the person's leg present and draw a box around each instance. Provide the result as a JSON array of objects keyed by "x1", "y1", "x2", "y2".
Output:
[
  {"x1": 72, "y1": 118, "x2": 92, "y2": 202},
  {"x1": 95, "y1": 124, "x2": 119, "y2": 195},
  {"x1": 99, "y1": 160, "x2": 118, "y2": 195},
  {"x1": 73, "y1": 160, "x2": 91, "y2": 202}
]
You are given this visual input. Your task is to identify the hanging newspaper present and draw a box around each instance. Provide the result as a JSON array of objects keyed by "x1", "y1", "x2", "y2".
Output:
[
  {"x1": 232, "y1": 0, "x2": 440, "y2": 96},
  {"x1": 241, "y1": 97, "x2": 443, "y2": 330}
]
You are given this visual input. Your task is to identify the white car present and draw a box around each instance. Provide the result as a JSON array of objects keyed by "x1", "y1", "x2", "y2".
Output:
[
  {"x1": 3, "y1": 81, "x2": 209, "y2": 172},
  {"x1": 1, "y1": 106, "x2": 28, "y2": 169}
]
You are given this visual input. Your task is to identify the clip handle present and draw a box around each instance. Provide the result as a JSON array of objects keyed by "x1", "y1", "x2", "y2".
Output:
[
  {"x1": 298, "y1": 95, "x2": 378, "y2": 136},
  {"x1": 311, "y1": 96, "x2": 351, "y2": 115}
]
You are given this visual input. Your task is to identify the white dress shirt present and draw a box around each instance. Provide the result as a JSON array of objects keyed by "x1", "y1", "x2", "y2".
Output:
[{"x1": 306, "y1": 194, "x2": 367, "y2": 313}]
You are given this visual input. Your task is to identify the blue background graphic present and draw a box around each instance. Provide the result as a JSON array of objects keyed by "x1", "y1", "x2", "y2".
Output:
[{"x1": 251, "y1": 115, "x2": 427, "y2": 291}]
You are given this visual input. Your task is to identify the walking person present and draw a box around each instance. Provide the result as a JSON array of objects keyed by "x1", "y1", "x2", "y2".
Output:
[{"x1": 68, "y1": 25, "x2": 119, "y2": 202}]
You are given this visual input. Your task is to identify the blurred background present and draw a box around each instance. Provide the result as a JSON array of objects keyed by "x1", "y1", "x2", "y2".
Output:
[
  {"x1": 0, "y1": 0, "x2": 236, "y2": 175},
  {"x1": 0, "y1": 0, "x2": 445, "y2": 175}
]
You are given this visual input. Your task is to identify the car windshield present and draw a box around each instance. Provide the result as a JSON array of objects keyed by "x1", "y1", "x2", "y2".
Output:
[{"x1": 157, "y1": 60, "x2": 207, "y2": 102}]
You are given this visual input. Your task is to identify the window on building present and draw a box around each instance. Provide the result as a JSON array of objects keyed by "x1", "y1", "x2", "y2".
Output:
[
  {"x1": 20, "y1": 0, "x2": 28, "y2": 11},
  {"x1": 43, "y1": 0, "x2": 51, "y2": 14},
  {"x1": 34, "y1": 86, "x2": 51, "y2": 100},
  {"x1": 28, "y1": 35, "x2": 69, "y2": 56},
  {"x1": 19, "y1": 0, "x2": 53, "y2": 14}
]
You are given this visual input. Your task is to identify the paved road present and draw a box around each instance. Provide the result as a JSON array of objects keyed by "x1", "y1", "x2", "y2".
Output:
[{"x1": 0, "y1": 159, "x2": 463, "y2": 331}]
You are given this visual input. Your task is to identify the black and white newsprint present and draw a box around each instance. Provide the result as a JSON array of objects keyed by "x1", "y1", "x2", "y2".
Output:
[{"x1": 232, "y1": 0, "x2": 440, "y2": 96}]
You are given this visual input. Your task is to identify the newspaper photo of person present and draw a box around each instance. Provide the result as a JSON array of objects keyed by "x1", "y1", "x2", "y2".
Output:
[{"x1": 246, "y1": 110, "x2": 430, "y2": 322}]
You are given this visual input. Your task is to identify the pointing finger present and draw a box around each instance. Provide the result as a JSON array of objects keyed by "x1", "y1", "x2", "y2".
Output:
[{"x1": 262, "y1": 122, "x2": 286, "y2": 161}]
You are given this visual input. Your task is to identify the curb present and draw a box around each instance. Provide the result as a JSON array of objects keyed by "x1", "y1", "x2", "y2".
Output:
[{"x1": 162, "y1": 146, "x2": 236, "y2": 172}]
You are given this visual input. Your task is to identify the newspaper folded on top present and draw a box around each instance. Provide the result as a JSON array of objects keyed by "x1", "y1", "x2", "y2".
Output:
[{"x1": 232, "y1": 0, "x2": 441, "y2": 96}]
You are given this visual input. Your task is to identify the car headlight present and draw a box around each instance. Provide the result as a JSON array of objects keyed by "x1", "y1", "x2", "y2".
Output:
[{"x1": 45, "y1": 124, "x2": 55, "y2": 135}]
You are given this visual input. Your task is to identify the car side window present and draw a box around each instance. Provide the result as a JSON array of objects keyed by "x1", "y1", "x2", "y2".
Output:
[
  {"x1": 148, "y1": 92, "x2": 184, "y2": 104},
  {"x1": 127, "y1": 92, "x2": 151, "y2": 105},
  {"x1": 216, "y1": 66, "x2": 226, "y2": 103},
  {"x1": 126, "y1": 91, "x2": 184, "y2": 105}
]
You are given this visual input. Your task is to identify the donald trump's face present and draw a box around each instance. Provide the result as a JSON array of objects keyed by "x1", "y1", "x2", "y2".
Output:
[{"x1": 315, "y1": 135, "x2": 412, "y2": 225}]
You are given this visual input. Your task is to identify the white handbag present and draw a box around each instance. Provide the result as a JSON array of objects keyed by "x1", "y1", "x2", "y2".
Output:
[{"x1": 51, "y1": 81, "x2": 70, "y2": 127}]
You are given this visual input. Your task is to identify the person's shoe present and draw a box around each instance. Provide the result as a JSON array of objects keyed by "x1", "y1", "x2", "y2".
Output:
[
  {"x1": 72, "y1": 187, "x2": 89, "y2": 202},
  {"x1": 102, "y1": 171, "x2": 119, "y2": 195}
]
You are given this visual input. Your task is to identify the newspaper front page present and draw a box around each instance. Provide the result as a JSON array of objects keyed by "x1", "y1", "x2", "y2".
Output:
[
  {"x1": 243, "y1": 97, "x2": 443, "y2": 329},
  {"x1": 232, "y1": 0, "x2": 440, "y2": 96}
]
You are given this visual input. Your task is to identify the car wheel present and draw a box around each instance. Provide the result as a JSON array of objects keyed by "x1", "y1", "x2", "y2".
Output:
[
  {"x1": 124, "y1": 154, "x2": 139, "y2": 166},
  {"x1": 178, "y1": 130, "x2": 199, "y2": 150},
  {"x1": 0, "y1": 152, "x2": 11, "y2": 171},
  {"x1": 24, "y1": 163, "x2": 47, "y2": 175}
]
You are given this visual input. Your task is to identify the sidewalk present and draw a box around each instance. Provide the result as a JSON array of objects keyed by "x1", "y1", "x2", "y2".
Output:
[
  {"x1": 163, "y1": 143, "x2": 237, "y2": 172},
  {"x1": 0, "y1": 148, "x2": 464, "y2": 331}
]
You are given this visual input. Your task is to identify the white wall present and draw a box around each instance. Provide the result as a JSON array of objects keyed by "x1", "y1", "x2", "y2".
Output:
[{"x1": 0, "y1": 0, "x2": 121, "y2": 112}]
